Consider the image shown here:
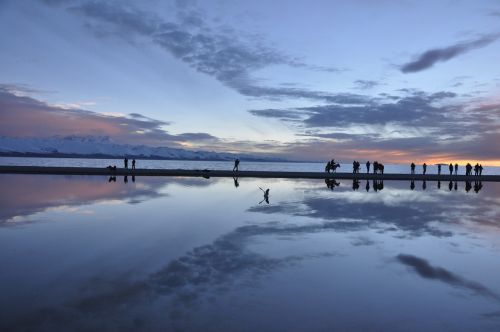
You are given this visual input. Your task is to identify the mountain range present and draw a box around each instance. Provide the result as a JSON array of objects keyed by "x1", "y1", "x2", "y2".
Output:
[{"x1": 0, "y1": 136, "x2": 286, "y2": 162}]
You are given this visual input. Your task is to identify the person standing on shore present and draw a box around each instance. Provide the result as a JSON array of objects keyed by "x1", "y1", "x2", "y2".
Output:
[
  {"x1": 366, "y1": 161, "x2": 371, "y2": 174},
  {"x1": 233, "y1": 158, "x2": 240, "y2": 172},
  {"x1": 132, "y1": 159, "x2": 136, "y2": 170},
  {"x1": 479, "y1": 164, "x2": 483, "y2": 176},
  {"x1": 423, "y1": 163, "x2": 427, "y2": 175},
  {"x1": 449, "y1": 163, "x2": 453, "y2": 175},
  {"x1": 411, "y1": 162, "x2": 415, "y2": 174},
  {"x1": 438, "y1": 164, "x2": 441, "y2": 175},
  {"x1": 454, "y1": 163, "x2": 458, "y2": 175},
  {"x1": 124, "y1": 157, "x2": 128, "y2": 169}
]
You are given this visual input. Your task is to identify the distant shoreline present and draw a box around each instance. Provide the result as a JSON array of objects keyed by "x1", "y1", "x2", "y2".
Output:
[
  {"x1": 0, "y1": 152, "x2": 294, "y2": 163},
  {"x1": 1, "y1": 166, "x2": 499, "y2": 182}
]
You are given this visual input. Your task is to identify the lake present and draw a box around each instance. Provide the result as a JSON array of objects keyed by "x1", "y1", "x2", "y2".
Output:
[{"x1": 1, "y1": 173, "x2": 499, "y2": 331}]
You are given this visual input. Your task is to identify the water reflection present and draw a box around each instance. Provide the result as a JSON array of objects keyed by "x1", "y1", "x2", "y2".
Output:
[
  {"x1": 1, "y1": 176, "x2": 499, "y2": 331},
  {"x1": 0, "y1": 175, "x2": 216, "y2": 224}
]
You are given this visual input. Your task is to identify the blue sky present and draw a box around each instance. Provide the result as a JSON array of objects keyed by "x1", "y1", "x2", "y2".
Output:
[{"x1": 0, "y1": 0, "x2": 499, "y2": 163}]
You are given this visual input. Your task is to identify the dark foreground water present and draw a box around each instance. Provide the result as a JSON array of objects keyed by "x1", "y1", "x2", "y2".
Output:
[{"x1": 1, "y1": 175, "x2": 499, "y2": 332}]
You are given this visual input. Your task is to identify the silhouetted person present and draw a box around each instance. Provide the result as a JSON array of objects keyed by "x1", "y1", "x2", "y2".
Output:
[
  {"x1": 366, "y1": 161, "x2": 371, "y2": 173},
  {"x1": 233, "y1": 158, "x2": 240, "y2": 172},
  {"x1": 411, "y1": 162, "x2": 415, "y2": 174},
  {"x1": 454, "y1": 163, "x2": 458, "y2": 175},
  {"x1": 124, "y1": 158, "x2": 128, "y2": 169},
  {"x1": 132, "y1": 159, "x2": 136, "y2": 170},
  {"x1": 479, "y1": 164, "x2": 483, "y2": 176},
  {"x1": 325, "y1": 161, "x2": 331, "y2": 173},
  {"x1": 365, "y1": 180, "x2": 370, "y2": 192},
  {"x1": 410, "y1": 180, "x2": 415, "y2": 190},
  {"x1": 448, "y1": 181, "x2": 453, "y2": 191},
  {"x1": 466, "y1": 163, "x2": 472, "y2": 176},
  {"x1": 437, "y1": 164, "x2": 441, "y2": 175},
  {"x1": 437, "y1": 180, "x2": 441, "y2": 189},
  {"x1": 449, "y1": 163, "x2": 453, "y2": 175},
  {"x1": 373, "y1": 161, "x2": 378, "y2": 174},
  {"x1": 233, "y1": 177, "x2": 239, "y2": 188},
  {"x1": 422, "y1": 163, "x2": 427, "y2": 175},
  {"x1": 422, "y1": 180, "x2": 426, "y2": 190}
]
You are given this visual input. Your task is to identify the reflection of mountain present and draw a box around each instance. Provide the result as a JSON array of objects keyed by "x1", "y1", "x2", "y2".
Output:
[{"x1": 0, "y1": 175, "x2": 213, "y2": 223}]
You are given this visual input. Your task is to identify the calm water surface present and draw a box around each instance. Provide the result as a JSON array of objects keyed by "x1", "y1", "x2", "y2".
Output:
[{"x1": 1, "y1": 174, "x2": 499, "y2": 331}]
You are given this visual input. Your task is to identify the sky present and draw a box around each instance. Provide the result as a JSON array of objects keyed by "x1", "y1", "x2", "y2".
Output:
[{"x1": 0, "y1": 0, "x2": 499, "y2": 164}]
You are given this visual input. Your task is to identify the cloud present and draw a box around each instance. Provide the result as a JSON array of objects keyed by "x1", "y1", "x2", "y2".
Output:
[
  {"x1": 0, "y1": 85, "x2": 217, "y2": 147},
  {"x1": 353, "y1": 80, "x2": 380, "y2": 90},
  {"x1": 42, "y1": 0, "x2": 344, "y2": 103},
  {"x1": 397, "y1": 254, "x2": 500, "y2": 300},
  {"x1": 401, "y1": 34, "x2": 500, "y2": 73}
]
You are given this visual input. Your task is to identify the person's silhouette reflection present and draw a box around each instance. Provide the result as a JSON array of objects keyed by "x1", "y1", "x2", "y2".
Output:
[
  {"x1": 465, "y1": 180, "x2": 472, "y2": 193},
  {"x1": 411, "y1": 180, "x2": 415, "y2": 190},
  {"x1": 365, "y1": 180, "x2": 370, "y2": 192},
  {"x1": 108, "y1": 176, "x2": 116, "y2": 182},
  {"x1": 325, "y1": 179, "x2": 340, "y2": 190},
  {"x1": 124, "y1": 175, "x2": 128, "y2": 183},
  {"x1": 352, "y1": 179, "x2": 360, "y2": 191},
  {"x1": 132, "y1": 175, "x2": 135, "y2": 183},
  {"x1": 437, "y1": 180, "x2": 441, "y2": 189},
  {"x1": 259, "y1": 187, "x2": 270, "y2": 204},
  {"x1": 373, "y1": 179, "x2": 378, "y2": 192},
  {"x1": 474, "y1": 180, "x2": 483, "y2": 193},
  {"x1": 454, "y1": 181, "x2": 458, "y2": 191},
  {"x1": 233, "y1": 177, "x2": 239, "y2": 188},
  {"x1": 422, "y1": 180, "x2": 427, "y2": 190},
  {"x1": 448, "y1": 181, "x2": 453, "y2": 191}
]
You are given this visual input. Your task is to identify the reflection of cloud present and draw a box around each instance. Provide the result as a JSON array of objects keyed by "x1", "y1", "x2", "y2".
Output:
[
  {"x1": 3, "y1": 220, "x2": 341, "y2": 330},
  {"x1": 397, "y1": 254, "x2": 500, "y2": 301},
  {"x1": 0, "y1": 175, "x2": 214, "y2": 224}
]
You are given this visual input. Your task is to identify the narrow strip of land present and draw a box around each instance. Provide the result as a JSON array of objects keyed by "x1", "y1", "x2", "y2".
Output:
[{"x1": 1, "y1": 165, "x2": 499, "y2": 182}]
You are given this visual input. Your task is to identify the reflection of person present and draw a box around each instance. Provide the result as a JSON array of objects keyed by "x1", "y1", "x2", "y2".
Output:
[
  {"x1": 365, "y1": 180, "x2": 370, "y2": 192},
  {"x1": 437, "y1": 180, "x2": 441, "y2": 189},
  {"x1": 259, "y1": 187, "x2": 270, "y2": 204},
  {"x1": 233, "y1": 158, "x2": 240, "y2": 172},
  {"x1": 410, "y1": 180, "x2": 415, "y2": 190},
  {"x1": 233, "y1": 177, "x2": 239, "y2": 188},
  {"x1": 422, "y1": 180, "x2": 426, "y2": 190},
  {"x1": 448, "y1": 181, "x2": 453, "y2": 191}
]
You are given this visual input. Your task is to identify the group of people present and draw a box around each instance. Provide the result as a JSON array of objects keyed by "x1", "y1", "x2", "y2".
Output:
[
  {"x1": 123, "y1": 157, "x2": 136, "y2": 169},
  {"x1": 411, "y1": 162, "x2": 484, "y2": 176},
  {"x1": 465, "y1": 163, "x2": 483, "y2": 176}
]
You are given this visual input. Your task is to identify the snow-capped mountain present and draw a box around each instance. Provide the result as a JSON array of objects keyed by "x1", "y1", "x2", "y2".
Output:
[{"x1": 0, "y1": 136, "x2": 283, "y2": 161}]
